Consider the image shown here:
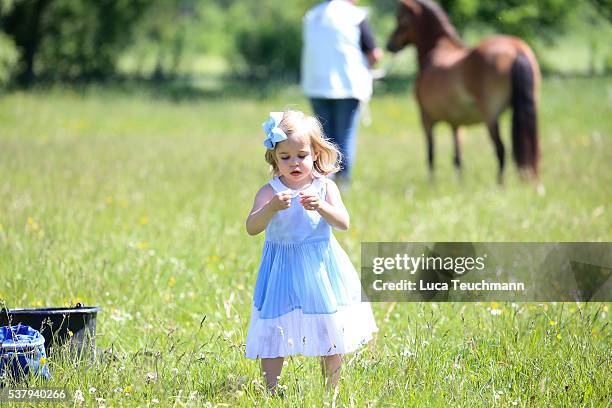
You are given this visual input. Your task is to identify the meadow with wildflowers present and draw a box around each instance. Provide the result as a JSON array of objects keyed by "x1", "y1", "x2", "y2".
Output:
[{"x1": 0, "y1": 76, "x2": 610, "y2": 406}]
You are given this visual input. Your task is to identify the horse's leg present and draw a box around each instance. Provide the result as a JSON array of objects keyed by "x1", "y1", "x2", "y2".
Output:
[
  {"x1": 487, "y1": 120, "x2": 505, "y2": 184},
  {"x1": 421, "y1": 114, "x2": 435, "y2": 178},
  {"x1": 452, "y1": 125, "x2": 463, "y2": 173}
]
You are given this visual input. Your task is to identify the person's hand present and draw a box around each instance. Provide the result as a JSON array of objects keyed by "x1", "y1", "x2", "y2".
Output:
[
  {"x1": 268, "y1": 192, "x2": 292, "y2": 211},
  {"x1": 299, "y1": 192, "x2": 325, "y2": 211},
  {"x1": 367, "y1": 47, "x2": 384, "y2": 67}
]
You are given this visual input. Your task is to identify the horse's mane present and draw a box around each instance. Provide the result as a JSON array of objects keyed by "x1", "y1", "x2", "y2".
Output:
[{"x1": 416, "y1": 0, "x2": 464, "y2": 46}]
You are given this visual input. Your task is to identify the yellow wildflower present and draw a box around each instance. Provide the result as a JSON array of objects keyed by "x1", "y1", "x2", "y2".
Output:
[
  {"x1": 167, "y1": 276, "x2": 176, "y2": 287},
  {"x1": 105, "y1": 196, "x2": 114, "y2": 205},
  {"x1": 39, "y1": 357, "x2": 47, "y2": 365},
  {"x1": 137, "y1": 242, "x2": 149, "y2": 250},
  {"x1": 139, "y1": 216, "x2": 149, "y2": 225},
  {"x1": 27, "y1": 217, "x2": 40, "y2": 231},
  {"x1": 549, "y1": 320, "x2": 557, "y2": 326},
  {"x1": 208, "y1": 255, "x2": 220, "y2": 263},
  {"x1": 68, "y1": 330, "x2": 73, "y2": 337}
]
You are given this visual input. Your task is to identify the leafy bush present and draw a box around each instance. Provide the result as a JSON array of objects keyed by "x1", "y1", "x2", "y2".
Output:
[
  {"x1": 604, "y1": 52, "x2": 612, "y2": 74},
  {"x1": 233, "y1": 10, "x2": 302, "y2": 81},
  {"x1": 1, "y1": 0, "x2": 151, "y2": 82},
  {"x1": 0, "y1": 32, "x2": 18, "y2": 86},
  {"x1": 37, "y1": 0, "x2": 150, "y2": 80}
]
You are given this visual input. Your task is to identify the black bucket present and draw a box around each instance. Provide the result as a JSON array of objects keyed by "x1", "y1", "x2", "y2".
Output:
[{"x1": 0, "y1": 304, "x2": 100, "y2": 358}]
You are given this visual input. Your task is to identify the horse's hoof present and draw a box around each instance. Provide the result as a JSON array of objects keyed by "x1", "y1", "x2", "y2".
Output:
[{"x1": 497, "y1": 174, "x2": 504, "y2": 186}]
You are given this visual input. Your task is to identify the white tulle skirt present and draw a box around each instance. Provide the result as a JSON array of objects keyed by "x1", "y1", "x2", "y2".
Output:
[{"x1": 244, "y1": 236, "x2": 378, "y2": 359}]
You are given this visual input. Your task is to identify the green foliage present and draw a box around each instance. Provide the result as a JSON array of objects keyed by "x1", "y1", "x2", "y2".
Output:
[
  {"x1": 0, "y1": 31, "x2": 18, "y2": 86},
  {"x1": 604, "y1": 51, "x2": 612, "y2": 73},
  {"x1": 435, "y1": 0, "x2": 574, "y2": 42},
  {"x1": 124, "y1": 0, "x2": 192, "y2": 80},
  {"x1": 1, "y1": 0, "x2": 151, "y2": 82},
  {"x1": 230, "y1": 3, "x2": 308, "y2": 80},
  {"x1": 0, "y1": 0, "x2": 608, "y2": 82},
  {"x1": 122, "y1": 0, "x2": 234, "y2": 79},
  {"x1": 372, "y1": 0, "x2": 576, "y2": 42},
  {"x1": 38, "y1": 0, "x2": 150, "y2": 80},
  {"x1": 587, "y1": 0, "x2": 612, "y2": 22},
  {"x1": 234, "y1": 14, "x2": 302, "y2": 80}
]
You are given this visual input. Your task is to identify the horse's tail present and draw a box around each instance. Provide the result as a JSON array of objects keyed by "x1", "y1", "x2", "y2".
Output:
[{"x1": 510, "y1": 52, "x2": 539, "y2": 177}]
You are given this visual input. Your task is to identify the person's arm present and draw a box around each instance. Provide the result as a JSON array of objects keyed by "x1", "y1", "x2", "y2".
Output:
[
  {"x1": 299, "y1": 180, "x2": 349, "y2": 231},
  {"x1": 246, "y1": 184, "x2": 292, "y2": 236},
  {"x1": 359, "y1": 20, "x2": 383, "y2": 68}
]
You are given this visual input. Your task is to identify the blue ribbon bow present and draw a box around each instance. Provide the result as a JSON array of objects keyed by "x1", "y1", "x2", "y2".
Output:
[{"x1": 262, "y1": 112, "x2": 287, "y2": 149}]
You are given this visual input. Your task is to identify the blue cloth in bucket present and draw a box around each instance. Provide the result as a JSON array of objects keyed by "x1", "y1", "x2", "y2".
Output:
[{"x1": 0, "y1": 325, "x2": 50, "y2": 383}]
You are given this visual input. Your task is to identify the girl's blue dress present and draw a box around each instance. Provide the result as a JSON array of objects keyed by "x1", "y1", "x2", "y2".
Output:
[{"x1": 245, "y1": 176, "x2": 378, "y2": 359}]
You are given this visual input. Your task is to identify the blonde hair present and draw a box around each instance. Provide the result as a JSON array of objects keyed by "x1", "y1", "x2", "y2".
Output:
[{"x1": 264, "y1": 110, "x2": 342, "y2": 176}]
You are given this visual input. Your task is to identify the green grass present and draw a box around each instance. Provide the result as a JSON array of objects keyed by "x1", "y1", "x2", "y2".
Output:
[{"x1": 0, "y1": 76, "x2": 610, "y2": 406}]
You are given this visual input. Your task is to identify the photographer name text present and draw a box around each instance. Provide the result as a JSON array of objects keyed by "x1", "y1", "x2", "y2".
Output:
[{"x1": 372, "y1": 279, "x2": 525, "y2": 292}]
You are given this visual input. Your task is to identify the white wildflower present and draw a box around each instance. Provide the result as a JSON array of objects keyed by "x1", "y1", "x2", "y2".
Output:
[
  {"x1": 400, "y1": 347, "x2": 416, "y2": 357},
  {"x1": 74, "y1": 389, "x2": 85, "y2": 403}
]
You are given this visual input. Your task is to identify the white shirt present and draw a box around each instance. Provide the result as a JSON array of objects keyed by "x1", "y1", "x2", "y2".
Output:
[{"x1": 301, "y1": 0, "x2": 373, "y2": 102}]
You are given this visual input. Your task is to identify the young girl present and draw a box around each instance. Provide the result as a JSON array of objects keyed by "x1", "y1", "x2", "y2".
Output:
[{"x1": 244, "y1": 110, "x2": 378, "y2": 393}]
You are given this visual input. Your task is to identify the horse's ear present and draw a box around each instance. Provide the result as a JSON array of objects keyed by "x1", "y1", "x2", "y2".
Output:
[{"x1": 401, "y1": 0, "x2": 422, "y2": 14}]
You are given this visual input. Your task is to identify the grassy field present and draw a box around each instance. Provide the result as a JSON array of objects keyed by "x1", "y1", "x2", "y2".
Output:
[{"x1": 0, "y1": 76, "x2": 610, "y2": 406}]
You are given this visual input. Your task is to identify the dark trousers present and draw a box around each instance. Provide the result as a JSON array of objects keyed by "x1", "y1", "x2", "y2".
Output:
[{"x1": 310, "y1": 98, "x2": 360, "y2": 181}]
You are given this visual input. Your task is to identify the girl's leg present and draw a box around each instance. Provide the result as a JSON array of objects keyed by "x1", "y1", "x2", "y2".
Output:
[
  {"x1": 320, "y1": 354, "x2": 342, "y2": 390},
  {"x1": 261, "y1": 357, "x2": 284, "y2": 393}
]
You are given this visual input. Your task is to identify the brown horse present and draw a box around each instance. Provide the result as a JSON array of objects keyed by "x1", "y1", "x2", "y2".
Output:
[{"x1": 386, "y1": 0, "x2": 540, "y2": 184}]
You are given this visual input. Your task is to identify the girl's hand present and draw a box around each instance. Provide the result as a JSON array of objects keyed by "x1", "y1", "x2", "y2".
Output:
[
  {"x1": 299, "y1": 192, "x2": 325, "y2": 211},
  {"x1": 269, "y1": 192, "x2": 292, "y2": 211}
]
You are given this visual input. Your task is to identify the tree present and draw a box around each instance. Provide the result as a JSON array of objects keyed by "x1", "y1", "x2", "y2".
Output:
[
  {"x1": 1, "y1": 0, "x2": 151, "y2": 83},
  {"x1": 587, "y1": 0, "x2": 612, "y2": 22}
]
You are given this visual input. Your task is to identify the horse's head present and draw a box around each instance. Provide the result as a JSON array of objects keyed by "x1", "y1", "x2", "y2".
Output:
[
  {"x1": 386, "y1": 0, "x2": 422, "y2": 53},
  {"x1": 386, "y1": 0, "x2": 462, "y2": 54}
]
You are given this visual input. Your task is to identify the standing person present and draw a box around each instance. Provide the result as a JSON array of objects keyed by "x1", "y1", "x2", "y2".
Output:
[
  {"x1": 245, "y1": 111, "x2": 378, "y2": 394},
  {"x1": 301, "y1": 0, "x2": 383, "y2": 187}
]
